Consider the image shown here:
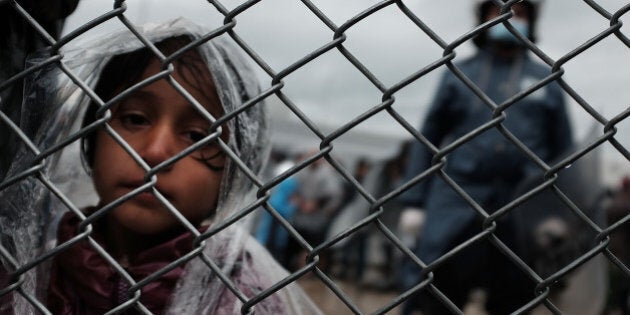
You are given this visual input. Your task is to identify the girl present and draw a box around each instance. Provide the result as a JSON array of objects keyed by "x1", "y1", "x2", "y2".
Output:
[{"x1": 0, "y1": 19, "x2": 321, "y2": 314}]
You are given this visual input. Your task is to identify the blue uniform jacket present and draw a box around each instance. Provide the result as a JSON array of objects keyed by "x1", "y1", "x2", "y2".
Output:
[{"x1": 401, "y1": 49, "x2": 573, "y2": 265}]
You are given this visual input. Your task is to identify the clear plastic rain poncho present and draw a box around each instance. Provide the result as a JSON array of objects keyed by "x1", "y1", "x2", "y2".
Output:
[{"x1": 0, "y1": 18, "x2": 321, "y2": 314}]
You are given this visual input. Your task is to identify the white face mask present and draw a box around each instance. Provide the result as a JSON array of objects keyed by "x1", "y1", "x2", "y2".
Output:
[{"x1": 487, "y1": 18, "x2": 530, "y2": 45}]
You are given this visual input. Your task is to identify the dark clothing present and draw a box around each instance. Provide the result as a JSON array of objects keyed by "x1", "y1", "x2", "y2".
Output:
[
  {"x1": 401, "y1": 209, "x2": 532, "y2": 315},
  {"x1": 47, "y1": 212, "x2": 191, "y2": 314},
  {"x1": 0, "y1": 0, "x2": 79, "y2": 180},
  {"x1": 1, "y1": 210, "x2": 307, "y2": 314},
  {"x1": 605, "y1": 186, "x2": 630, "y2": 315},
  {"x1": 402, "y1": 49, "x2": 572, "y2": 263},
  {"x1": 606, "y1": 187, "x2": 630, "y2": 267},
  {"x1": 401, "y1": 49, "x2": 573, "y2": 314},
  {"x1": 0, "y1": 210, "x2": 187, "y2": 315},
  {"x1": 0, "y1": 211, "x2": 287, "y2": 314}
]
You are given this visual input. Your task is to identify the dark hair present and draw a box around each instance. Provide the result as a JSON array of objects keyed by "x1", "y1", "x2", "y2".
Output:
[
  {"x1": 472, "y1": 0, "x2": 538, "y2": 48},
  {"x1": 81, "y1": 35, "x2": 224, "y2": 170}
]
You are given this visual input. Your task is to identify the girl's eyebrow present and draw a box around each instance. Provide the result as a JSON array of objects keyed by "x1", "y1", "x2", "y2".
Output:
[
  {"x1": 127, "y1": 89, "x2": 159, "y2": 102},
  {"x1": 125, "y1": 87, "x2": 211, "y2": 120}
]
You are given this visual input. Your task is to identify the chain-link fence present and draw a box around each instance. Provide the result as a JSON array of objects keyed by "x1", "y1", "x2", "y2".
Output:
[{"x1": 1, "y1": 0, "x2": 630, "y2": 314}]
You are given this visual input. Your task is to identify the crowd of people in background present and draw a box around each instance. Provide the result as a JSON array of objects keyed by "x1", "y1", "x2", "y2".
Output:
[
  {"x1": 253, "y1": 142, "x2": 630, "y2": 314},
  {"x1": 250, "y1": 0, "x2": 630, "y2": 312},
  {"x1": 254, "y1": 142, "x2": 412, "y2": 290},
  {"x1": 2, "y1": 1, "x2": 629, "y2": 314}
]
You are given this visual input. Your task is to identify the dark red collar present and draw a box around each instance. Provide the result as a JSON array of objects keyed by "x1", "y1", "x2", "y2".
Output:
[{"x1": 47, "y1": 211, "x2": 200, "y2": 314}]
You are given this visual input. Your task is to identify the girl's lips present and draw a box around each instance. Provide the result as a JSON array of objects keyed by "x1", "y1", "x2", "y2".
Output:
[
  {"x1": 133, "y1": 190, "x2": 161, "y2": 205},
  {"x1": 120, "y1": 182, "x2": 173, "y2": 203}
]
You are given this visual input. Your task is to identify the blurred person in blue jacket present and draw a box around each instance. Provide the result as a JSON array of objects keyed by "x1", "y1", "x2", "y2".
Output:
[
  {"x1": 256, "y1": 175, "x2": 299, "y2": 269},
  {"x1": 399, "y1": 1, "x2": 573, "y2": 314},
  {"x1": 255, "y1": 150, "x2": 299, "y2": 269}
]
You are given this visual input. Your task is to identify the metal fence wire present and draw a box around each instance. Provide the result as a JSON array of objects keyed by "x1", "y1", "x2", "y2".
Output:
[{"x1": 1, "y1": 0, "x2": 630, "y2": 314}]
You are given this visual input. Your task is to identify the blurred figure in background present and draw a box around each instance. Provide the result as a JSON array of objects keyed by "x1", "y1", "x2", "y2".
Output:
[
  {"x1": 340, "y1": 158, "x2": 371, "y2": 210},
  {"x1": 289, "y1": 152, "x2": 343, "y2": 270},
  {"x1": 0, "y1": 0, "x2": 79, "y2": 180},
  {"x1": 327, "y1": 143, "x2": 413, "y2": 290},
  {"x1": 398, "y1": 1, "x2": 573, "y2": 314},
  {"x1": 329, "y1": 158, "x2": 372, "y2": 282},
  {"x1": 373, "y1": 141, "x2": 412, "y2": 290},
  {"x1": 256, "y1": 151, "x2": 299, "y2": 269},
  {"x1": 604, "y1": 176, "x2": 630, "y2": 315}
]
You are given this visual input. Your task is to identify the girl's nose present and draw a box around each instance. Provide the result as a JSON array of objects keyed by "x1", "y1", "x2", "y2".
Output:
[{"x1": 138, "y1": 125, "x2": 177, "y2": 168}]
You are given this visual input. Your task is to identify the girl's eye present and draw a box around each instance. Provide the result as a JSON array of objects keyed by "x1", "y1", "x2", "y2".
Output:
[
  {"x1": 187, "y1": 130, "x2": 207, "y2": 143},
  {"x1": 120, "y1": 113, "x2": 149, "y2": 127}
]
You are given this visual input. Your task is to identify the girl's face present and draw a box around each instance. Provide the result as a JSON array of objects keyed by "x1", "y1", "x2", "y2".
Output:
[{"x1": 91, "y1": 57, "x2": 225, "y2": 235}]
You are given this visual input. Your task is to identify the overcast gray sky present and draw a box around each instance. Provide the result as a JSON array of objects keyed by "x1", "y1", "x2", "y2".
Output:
[{"x1": 62, "y1": 0, "x2": 630, "y2": 183}]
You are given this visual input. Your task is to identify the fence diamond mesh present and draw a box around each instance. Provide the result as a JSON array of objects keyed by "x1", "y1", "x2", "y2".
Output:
[{"x1": 1, "y1": 0, "x2": 629, "y2": 314}]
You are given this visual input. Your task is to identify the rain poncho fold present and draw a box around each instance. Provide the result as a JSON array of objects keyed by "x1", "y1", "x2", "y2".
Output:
[{"x1": 0, "y1": 18, "x2": 321, "y2": 315}]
